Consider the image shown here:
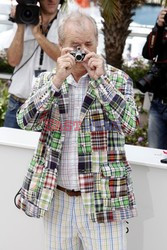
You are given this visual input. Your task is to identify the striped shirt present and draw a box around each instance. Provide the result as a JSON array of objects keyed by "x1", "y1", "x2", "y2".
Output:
[{"x1": 57, "y1": 73, "x2": 90, "y2": 190}]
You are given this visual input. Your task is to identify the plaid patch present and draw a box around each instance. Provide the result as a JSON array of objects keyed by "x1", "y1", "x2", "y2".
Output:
[
  {"x1": 107, "y1": 151, "x2": 126, "y2": 162},
  {"x1": 78, "y1": 154, "x2": 92, "y2": 174},
  {"x1": 50, "y1": 131, "x2": 61, "y2": 151},
  {"x1": 91, "y1": 211, "x2": 114, "y2": 223},
  {"x1": 79, "y1": 173, "x2": 94, "y2": 193},
  {"x1": 111, "y1": 196, "x2": 130, "y2": 209},
  {"x1": 80, "y1": 115, "x2": 91, "y2": 132},
  {"x1": 44, "y1": 109, "x2": 61, "y2": 132},
  {"x1": 23, "y1": 169, "x2": 34, "y2": 191},
  {"x1": 46, "y1": 150, "x2": 60, "y2": 170},
  {"x1": 43, "y1": 169, "x2": 57, "y2": 190},
  {"x1": 90, "y1": 110, "x2": 105, "y2": 132},
  {"x1": 93, "y1": 173, "x2": 101, "y2": 192},
  {"x1": 91, "y1": 151, "x2": 108, "y2": 173},
  {"x1": 109, "y1": 178, "x2": 128, "y2": 198},
  {"x1": 91, "y1": 206, "x2": 137, "y2": 223},
  {"x1": 94, "y1": 192, "x2": 104, "y2": 213},
  {"x1": 107, "y1": 131, "x2": 125, "y2": 151},
  {"x1": 80, "y1": 90, "x2": 96, "y2": 124},
  {"x1": 29, "y1": 170, "x2": 43, "y2": 192},
  {"x1": 57, "y1": 92, "x2": 69, "y2": 114},
  {"x1": 91, "y1": 131, "x2": 107, "y2": 151},
  {"x1": 100, "y1": 163, "x2": 126, "y2": 178},
  {"x1": 78, "y1": 132, "x2": 92, "y2": 154},
  {"x1": 38, "y1": 188, "x2": 54, "y2": 210}
]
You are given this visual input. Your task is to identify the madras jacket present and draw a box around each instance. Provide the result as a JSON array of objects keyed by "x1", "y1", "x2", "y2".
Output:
[{"x1": 16, "y1": 64, "x2": 139, "y2": 223}]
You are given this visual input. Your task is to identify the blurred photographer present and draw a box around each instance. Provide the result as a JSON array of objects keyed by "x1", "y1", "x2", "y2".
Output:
[
  {"x1": 4, "y1": 0, "x2": 64, "y2": 129},
  {"x1": 139, "y1": 8, "x2": 167, "y2": 149}
]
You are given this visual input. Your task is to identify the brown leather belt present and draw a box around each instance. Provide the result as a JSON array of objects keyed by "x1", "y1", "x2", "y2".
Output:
[
  {"x1": 11, "y1": 94, "x2": 26, "y2": 104},
  {"x1": 57, "y1": 185, "x2": 81, "y2": 197}
]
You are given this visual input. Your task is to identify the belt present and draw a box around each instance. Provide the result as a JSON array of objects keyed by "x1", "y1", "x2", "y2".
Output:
[
  {"x1": 57, "y1": 185, "x2": 81, "y2": 197},
  {"x1": 11, "y1": 94, "x2": 26, "y2": 104}
]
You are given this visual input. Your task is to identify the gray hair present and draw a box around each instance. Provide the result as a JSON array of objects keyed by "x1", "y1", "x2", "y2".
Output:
[{"x1": 58, "y1": 11, "x2": 98, "y2": 44}]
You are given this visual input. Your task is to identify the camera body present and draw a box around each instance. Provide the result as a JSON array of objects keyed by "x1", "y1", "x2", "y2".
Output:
[
  {"x1": 164, "y1": 13, "x2": 167, "y2": 26},
  {"x1": 70, "y1": 47, "x2": 86, "y2": 62},
  {"x1": 14, "y1": 0, "x2": 40, "y2": 25},
  {"x1": 136, "y1": 64, "x2": 161, "y2": 93}
]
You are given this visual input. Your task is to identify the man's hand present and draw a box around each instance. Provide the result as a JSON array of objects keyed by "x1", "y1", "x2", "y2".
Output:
[
  {"x1": 53, "y1": 48, "x2": 76, "y2": 89},
  {"x1": 31, "y1": 16, "x2": 42, "y2": 37},
  {"x1": 157, "y1": 8, "x2": 167, "y2": 27},
  {"x1": 82, "y1": 49, "x2": 105, "y2": 80}
]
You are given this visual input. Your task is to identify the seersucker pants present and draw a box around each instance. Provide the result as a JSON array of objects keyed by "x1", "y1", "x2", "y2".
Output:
[{"x1": 44, "y1": 189, "x2": 127, "y2": 250}]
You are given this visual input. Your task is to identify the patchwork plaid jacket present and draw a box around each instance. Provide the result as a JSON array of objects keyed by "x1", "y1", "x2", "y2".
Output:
[{"x1": 17, "y1": 64, "x2": 139, "y2": 223}]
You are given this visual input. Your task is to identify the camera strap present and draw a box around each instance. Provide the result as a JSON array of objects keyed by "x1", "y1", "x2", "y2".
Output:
[{"x1": 39, "y1": 13, "x2": 59, "y2": 67}]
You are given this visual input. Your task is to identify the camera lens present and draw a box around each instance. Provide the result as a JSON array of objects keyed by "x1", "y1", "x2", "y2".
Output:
[
  {"x1": 23, "y1": 9, "x2": 33, "y2": 19},
  {"x1": 16, "y1": 4, "x2": 40, "y2": 25},
  {"x1": 75, "y1": 54, "x2": 83, "y2": 61},
  {"x1": 21, "y1": 7, "x2": 33, "y2": 22}
]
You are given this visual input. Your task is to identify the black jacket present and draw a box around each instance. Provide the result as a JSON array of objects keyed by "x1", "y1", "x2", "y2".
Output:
[{"x1": 142, "y1": 23, "x2": 167, "y2": 98}]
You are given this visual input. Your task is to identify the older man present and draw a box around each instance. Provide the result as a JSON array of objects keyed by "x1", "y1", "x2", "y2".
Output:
[{"x1": 16, "y1": 11, "x2": 139, "y2": 250}]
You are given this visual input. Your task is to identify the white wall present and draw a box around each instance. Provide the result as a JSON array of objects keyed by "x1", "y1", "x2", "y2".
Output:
[{"x1": 1, "y1": 128, "x2": 167, "y2": 250}]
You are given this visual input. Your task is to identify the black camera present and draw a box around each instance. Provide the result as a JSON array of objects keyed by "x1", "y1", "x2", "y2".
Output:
[
  {"x1": 70, "y1": 47, "x2": 86, "y2": 62},
  {"x1": 164, "y1": 13, "x2": 167, "y2": 26},
  {"x1": 13, "y1": 0, "x2": 40, "y2": 25},
  {"x1": 136, "y1": 64, "x2": 161, "y2": 93}
]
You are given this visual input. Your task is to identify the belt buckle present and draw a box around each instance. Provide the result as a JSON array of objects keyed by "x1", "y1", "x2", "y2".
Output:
[{"x1": 65, "y1": 189, "x2": 75, "y2": 196}]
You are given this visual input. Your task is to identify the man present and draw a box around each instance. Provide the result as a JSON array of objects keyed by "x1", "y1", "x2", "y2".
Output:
[
  {"x1": 4, "y1": 0, "x2": 64, "y2": 128},
  {"x1": 141, "y1": 8, "x2": 167, "y2": 149},
  {"x1": 16, "y1": 11, "x2": 139, "y2": 250}
]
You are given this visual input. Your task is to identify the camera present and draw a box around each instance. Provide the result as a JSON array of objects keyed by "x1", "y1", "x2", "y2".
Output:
[
  {"x1": 164, "y1": 13, "x2": 167, "y2": 26},
  {"x1": 70, "y1": 47, "x2": 86, "y2": 62},
  {"x1": 136, "y1": 64, "x2": 161, "y2": 93},
  {"x1": 11, "y1": 0, "x2": 40, "y2": 25}
]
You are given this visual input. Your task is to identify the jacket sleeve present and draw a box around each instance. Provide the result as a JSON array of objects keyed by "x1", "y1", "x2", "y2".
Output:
[
  {"x1": 95, "y1": 67, "x2": 139, "y2": 135},
  {"x1": 142, "y1": 24, "x2": 164, "y2": 60},
  {"x1": 16, "y1": 72, "x2": 60, "y2": 131}
]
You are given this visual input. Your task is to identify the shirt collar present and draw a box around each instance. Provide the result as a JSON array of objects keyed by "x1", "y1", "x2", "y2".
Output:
[{"x1": 67, "y1": 73, "x2": 90, "y2": 86}]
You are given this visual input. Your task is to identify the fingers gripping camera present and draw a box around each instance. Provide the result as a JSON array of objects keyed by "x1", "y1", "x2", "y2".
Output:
[{"x1": 70, "y1": 47, "x2": 86, "y2": 62}]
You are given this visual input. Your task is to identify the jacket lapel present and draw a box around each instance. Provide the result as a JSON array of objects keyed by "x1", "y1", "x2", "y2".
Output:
[
  {"x1": 57, "y1": 77, "x2": 99, "y2": 124},
  {"x1": 79, "y1": 78, "x2": 98, "y2": 123},
  {"x1": 57, "y1": 79, "x2": 69, "y2": 115}
]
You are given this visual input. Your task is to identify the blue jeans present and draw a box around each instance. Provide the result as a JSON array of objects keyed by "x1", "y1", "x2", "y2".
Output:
[
  {"x1": 4, "y1": 95, "x2": 23, "y2": 129},
  {"x1": 148, "y1": 98, "x2": 167, "y2": 149}
]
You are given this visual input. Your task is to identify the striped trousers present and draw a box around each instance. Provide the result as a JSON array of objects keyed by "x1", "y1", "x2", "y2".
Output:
[{"x1": 44, "y1": 189, "x2": 127, "y2": 250}]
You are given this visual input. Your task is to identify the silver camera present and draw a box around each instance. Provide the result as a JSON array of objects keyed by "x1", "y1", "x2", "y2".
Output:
[{"x1": 70, "y1": 47, "x2": 86, "y2": 62}]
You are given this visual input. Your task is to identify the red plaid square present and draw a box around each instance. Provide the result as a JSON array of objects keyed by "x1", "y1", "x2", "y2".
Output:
[
  {"x1": 44, "y1": 170, "x2": 57, "y2": 190},
  {"x1": 91, "y1": 131, "x2": 107, "y2": 151},
  {"x1": 109, "y1": 178, "x2": 128, "y2": 198},
  {"x1": 79, "y1": 173, "x2": 94, "y2": 192}
]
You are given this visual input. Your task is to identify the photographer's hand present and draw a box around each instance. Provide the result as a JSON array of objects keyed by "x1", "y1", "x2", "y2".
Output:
[
  {"x1": 7, "y1": 5, "x2": 25, "y2": 67},
  {"x1": 52, "y1": 48, "x2": 76, "y2": 89},
  {"x1": 31, "y1": 16, "x2": 43, "y2": 37},
  {"x1": 157, "y1": 8, "x2": 167, "y2": 27},
  {"x1": 82, "y1": 49, "x2": 105, "y2": 80},
  {"x1": 31, "y1": 16, "x2": 60, "y2": 61}
]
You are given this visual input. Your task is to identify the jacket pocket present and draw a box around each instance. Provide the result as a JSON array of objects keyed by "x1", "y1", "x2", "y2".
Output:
[{"x1": 100, "y1": 163, "x2": 128, "y2": 199}]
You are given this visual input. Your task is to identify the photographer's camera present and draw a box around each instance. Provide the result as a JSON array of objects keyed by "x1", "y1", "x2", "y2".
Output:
[
  {"x1": 136, "y1": 64, "x2": 161, "y2": 93},
  {"x1": 70, "y1": 47, "x2": 86, "y2": 62},
  {"x1": 9, "y1": 0, "x2": 40, "y2": 25}
]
